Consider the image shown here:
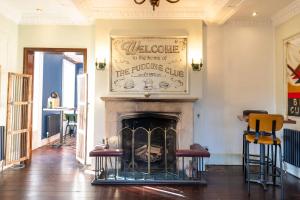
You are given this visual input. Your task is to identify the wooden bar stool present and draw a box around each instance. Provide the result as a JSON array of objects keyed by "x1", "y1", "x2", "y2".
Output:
[
  {"x1": 242, "y1": 110, "x2": 268, "y2": 179},
  {"x1": 245, "y1": 113, "x2": 284, "y2": 199}
]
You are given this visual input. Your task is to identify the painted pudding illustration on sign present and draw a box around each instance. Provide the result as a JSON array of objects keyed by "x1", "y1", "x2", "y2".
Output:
[
  {"x1": 144, "y1": 78, "x2": 153, "y2": 90},
  {"x1": 286, "y1": 36, "x2": 300, "y2": 116},
  {"x1": 110, "y1": 37, "x2": 188, "y2": 93},
  {"x1": 124, "y1": 79, "x2": 135, "y2": 89}
]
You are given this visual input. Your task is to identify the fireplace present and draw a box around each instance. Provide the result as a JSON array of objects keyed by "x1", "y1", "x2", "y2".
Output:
[
  {"x1": 90, "y1": 97, "x2": 210, "y2": 185},
  {"x1": 102, "y1": 96, "x2": 197, "y2": 150},
  {"x1": 120, "y1": 113, "x2": 178, "y2": 174}
]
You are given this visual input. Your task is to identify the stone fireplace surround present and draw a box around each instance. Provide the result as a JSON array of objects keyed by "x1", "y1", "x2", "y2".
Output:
[{"x1": 101, "y1": 96, "x2": 198, "y2": 149}]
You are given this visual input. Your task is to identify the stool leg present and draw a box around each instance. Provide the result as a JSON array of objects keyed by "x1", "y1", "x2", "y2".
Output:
[
  {"x1": 243, "y1": 134, "x2": 248, "y2": 182},
  {"x1": 243, "y1": 133, "x2": 245, "y2": 173},
  {"x1": 246, "y1": 141, "x2": 250, "y2": 196},
  {"x1": 267, "y1": 145, "x2": 270, "y2": 176},
  {"x1": 279, "y1": 144, "x2": 284, "y2": 200},
  {"x1": 273, "y1": 145, "x2": 277, "y2": 185}
]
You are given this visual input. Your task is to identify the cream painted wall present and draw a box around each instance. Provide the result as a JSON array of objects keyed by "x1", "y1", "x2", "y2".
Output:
[
  {"x1": 0, "y1": 14, "x2": 19, "y2": 126},
  {"x1": 18, "y1": 25, "x2": 95, "y2": 152},
  {"x1": 201, "y1": 21, "x2": 275, "y2": 164},
  {"x1": 275, "y1": 13, "x2": 300, "y2": 178},
  {"x1": 94, "y1": 19, "x2": 204, "y2": 151}
]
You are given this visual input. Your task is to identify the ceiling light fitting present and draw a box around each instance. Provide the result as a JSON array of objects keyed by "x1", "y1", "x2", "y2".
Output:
[
  {"x1": 36, "y1": 8, "x2": 43, "y2": 13},
  {"x1": 134, "y1": 0, "x2": 180, "y2": 11}
]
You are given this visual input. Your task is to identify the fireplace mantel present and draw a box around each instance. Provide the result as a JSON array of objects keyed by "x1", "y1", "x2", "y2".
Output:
[
  {"x1": 101, "y1": 96, "x2": 198, "y2": 102},
  {"x1": 102, "y1": 96, "x2": 197, "y2": 149}
]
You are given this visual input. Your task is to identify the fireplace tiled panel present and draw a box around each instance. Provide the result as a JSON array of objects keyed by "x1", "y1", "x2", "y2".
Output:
[{"x1": 103, "y1": 98, "x2": 196, "y2": 149}]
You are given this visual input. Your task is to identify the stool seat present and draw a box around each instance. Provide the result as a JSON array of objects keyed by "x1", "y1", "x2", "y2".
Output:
[
  {"x1": 176, "y1": 149, "x2": 210, "y2": 157},
  {"x1": 245, "y1": 135, "x2": 281, "y2": 145},
  {"x1": 89, "y1": 149, "x2": 123, "y2": 157}
]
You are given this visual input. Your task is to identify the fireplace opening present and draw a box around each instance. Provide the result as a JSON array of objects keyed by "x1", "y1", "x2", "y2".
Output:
[{"x1": 120, "y1": 113, "x2": 179, "y2": 174}]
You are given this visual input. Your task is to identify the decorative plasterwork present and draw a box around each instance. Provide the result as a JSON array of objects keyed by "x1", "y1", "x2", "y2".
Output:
[
  {"x1": 272, "y1": 0, "x2": 300, "y2": 27},
  {"x1": 0, "y1": 0, "x2": 244, "y2": 25},
  {"x1": 73, "y1": 0, "x2": 239, "y2": 24}
]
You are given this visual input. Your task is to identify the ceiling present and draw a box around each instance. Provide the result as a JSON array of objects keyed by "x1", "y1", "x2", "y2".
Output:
[
  {"x1": 231, "y1": 0, "x2": 295, "y2": 20},
  {"x1": 0, "y1": 0, "x2": 296, "y2": 25}
]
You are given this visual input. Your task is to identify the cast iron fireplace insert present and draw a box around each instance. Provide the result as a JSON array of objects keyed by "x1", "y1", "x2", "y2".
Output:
[{"x1": 120, "y1": 112, "x2": 178, "y2": 174}]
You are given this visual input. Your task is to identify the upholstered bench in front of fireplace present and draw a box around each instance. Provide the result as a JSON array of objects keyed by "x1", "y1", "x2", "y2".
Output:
[
  {"x1": 176, "y1": 145, "x2": 210, "y2": 181},
  {"x1": 89, "y1": 149, "x2": 123, "y2": 183},
  {"x1": 89, "y1": 145, "x2": 210, "y2": 185}
]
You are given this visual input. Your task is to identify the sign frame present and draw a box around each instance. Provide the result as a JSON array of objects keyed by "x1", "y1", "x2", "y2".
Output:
[{"x1": 109, "y1": 36, "x2": 189, "y2": 94}]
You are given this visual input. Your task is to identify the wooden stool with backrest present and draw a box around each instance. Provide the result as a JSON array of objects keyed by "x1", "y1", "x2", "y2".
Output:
[
  {"x1": 245, "y1": 113, "x2": 284, "y2": 199},
  {"x1": 242, "y1": 110, "x2": 268, "y2": 178}
]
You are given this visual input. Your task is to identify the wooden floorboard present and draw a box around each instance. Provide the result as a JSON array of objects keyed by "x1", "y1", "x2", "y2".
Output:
[{"x1": 0, "y1": 144, "x2": 300, "y2": 200}]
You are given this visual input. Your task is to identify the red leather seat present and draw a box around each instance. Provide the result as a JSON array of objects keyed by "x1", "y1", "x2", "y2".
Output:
[{"x1": 89, "y1": 149, "x2": 123, "y2": 157}]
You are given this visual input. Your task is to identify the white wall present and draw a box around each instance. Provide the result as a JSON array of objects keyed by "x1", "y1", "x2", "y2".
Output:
[
  {"x1": 275, "y1": 13, "x2": 300, "y2": 178},
  {"x1": 200, "y1": 21, "x2": 275, "y2": 164},
  {"x1": 0, "y1": 14, "x2": 19, "y2": 126}
]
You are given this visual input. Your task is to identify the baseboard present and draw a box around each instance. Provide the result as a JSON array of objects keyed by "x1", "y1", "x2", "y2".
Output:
[
  {"x1": 0, "y1": 160, "x2": 12, "y2": 172},
  {"x1": 33, "y1": 133, "x2": 60, "y2": 150},
  {"x1": 285, "y1": 163, "x2": 300, "y2": 178},
  {"x1": 205, "y1": 153, "x2": 242, "y2": 165}
]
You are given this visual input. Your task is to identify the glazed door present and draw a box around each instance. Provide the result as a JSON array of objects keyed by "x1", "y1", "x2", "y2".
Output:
[
  {"x1": 76, "y1": 74, "x2": 88, "y2": 165},
  {"x1": 6, "y1": 73, "x2": 32, "y2": 164}
]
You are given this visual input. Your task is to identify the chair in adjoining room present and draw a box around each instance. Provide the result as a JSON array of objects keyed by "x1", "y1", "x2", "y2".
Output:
[
  {"x1": 244, "y1": 113, "x2": 284, "y2": 199},
  {"x1": 242, "y1": 110, "x2": 268, "y2": 178},
  {"x1": 64, "y1": 113, "x2": 77, "y2": 139}
]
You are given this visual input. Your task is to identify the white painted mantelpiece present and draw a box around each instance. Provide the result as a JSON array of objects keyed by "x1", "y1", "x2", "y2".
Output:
[{"x1": 101, "y1": 96, "x2": 198, "y2": 149}]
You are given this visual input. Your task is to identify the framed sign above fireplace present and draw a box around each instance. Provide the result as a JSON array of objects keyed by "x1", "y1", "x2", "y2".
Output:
[{"x1": 110, "y1": 36, "x2": 188, "y2": 94}]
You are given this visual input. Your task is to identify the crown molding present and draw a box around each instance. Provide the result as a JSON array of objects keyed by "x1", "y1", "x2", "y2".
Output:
[
  {"x1": 19, "y1": 13, "x2": 92, "y2": 25},
  {"x1": 205, "y1": 0, "x2": 245, "y2": 25},
  {"x1": 225, "y1": 19, "x2": 272, "y2": 26},
  {"x1": 272, "y1": 0, "x2": 300, "y2": 27}
]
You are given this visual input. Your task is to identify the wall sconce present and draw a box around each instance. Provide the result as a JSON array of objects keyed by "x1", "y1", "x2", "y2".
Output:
[
  {"x1": 191, "y1": 59, "x2": 203, "y2": 71},
  {"x1": 95, "y1": 58, "x2": 106, "y2": 70}
]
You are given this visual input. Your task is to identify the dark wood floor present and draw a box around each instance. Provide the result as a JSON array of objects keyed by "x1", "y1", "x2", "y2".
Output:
[{"x1": 0, "y1": 145, "x2": 300, "y2": 200}]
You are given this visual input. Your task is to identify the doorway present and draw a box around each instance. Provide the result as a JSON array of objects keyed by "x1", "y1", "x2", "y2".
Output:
[{"x1": 23, "y1": 48, "x2": 87, "y2": 163}]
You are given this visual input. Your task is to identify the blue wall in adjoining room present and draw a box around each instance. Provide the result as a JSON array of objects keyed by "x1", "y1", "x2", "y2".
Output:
[{"x1": 41, "y1": 53, "x2": 63, "y2": 139}]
